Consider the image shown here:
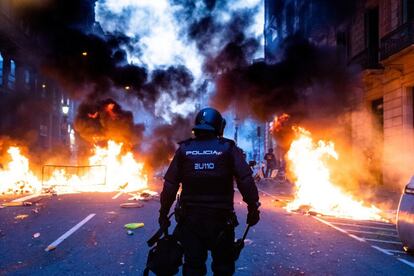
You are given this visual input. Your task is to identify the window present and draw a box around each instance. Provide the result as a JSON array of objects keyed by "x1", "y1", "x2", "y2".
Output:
[
  {"x1": 371, "y1": 98, "x2": 384, "y2": 132},
  {"x1": 364, "y1": 7, "x2": 379, "y2": 66},
  {"x1": 8, "y1": 59, "x2": 16, "y2": 90},
  {"x1": 402, "y1": 0, "x2": 414, "y2": 23},
  {"x1": 24, "y1": 69, "x2": 30, "y2": 90},
  {"x1": 0, "y1": 53, "x2": 3, "y2": 86}
]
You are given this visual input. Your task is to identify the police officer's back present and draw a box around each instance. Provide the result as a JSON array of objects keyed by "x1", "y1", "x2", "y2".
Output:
[{"x1": 158, "y1": 108, "x2": 260, "y2": 276}]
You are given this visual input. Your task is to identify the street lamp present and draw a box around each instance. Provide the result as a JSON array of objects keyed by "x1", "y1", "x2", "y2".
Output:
[{"x1": 62, "y1": 105, "x2": 69, "y2": 115}]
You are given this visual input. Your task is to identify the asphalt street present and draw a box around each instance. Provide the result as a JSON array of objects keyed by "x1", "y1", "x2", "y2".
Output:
[{"x1": 1, "y1": 182, "x2": 414, "y2": 275}]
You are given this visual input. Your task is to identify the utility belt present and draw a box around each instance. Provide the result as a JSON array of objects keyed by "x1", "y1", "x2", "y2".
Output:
[{"x1": 174, "y1": 195, "x2": 237, "y2": 226}]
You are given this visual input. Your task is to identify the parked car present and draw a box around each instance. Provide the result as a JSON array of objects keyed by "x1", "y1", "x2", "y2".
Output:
[{"x1": 397, "y1": 176, "x2": 414, "y2": 254}]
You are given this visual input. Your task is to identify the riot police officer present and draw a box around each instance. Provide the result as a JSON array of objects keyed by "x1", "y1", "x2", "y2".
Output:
[{"x1": 158, "y1": 107, "x2": 260, "y2": 276}]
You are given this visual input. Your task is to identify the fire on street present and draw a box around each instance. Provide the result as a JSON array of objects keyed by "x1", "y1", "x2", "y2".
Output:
[{"x1": 0, "y1": 181, "x2": 413, "y2": 275}]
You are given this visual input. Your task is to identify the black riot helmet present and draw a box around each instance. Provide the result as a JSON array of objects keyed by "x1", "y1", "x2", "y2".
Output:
[
  {"x1": 193, "y1": 107, "x2": 224, "y2": 135},
  {"x1": 218, "y1": 118, "x2": 226, "y2": 137}
]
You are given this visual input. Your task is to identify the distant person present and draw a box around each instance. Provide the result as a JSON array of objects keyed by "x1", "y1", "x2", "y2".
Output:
[{"x1": 264, "y1": 148, "x2": 277, "y2": 178}]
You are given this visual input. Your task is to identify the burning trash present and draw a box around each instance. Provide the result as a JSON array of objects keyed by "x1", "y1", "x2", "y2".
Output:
[
  {"x1": 285, "y1": 127, "x2": 384, "y2": 221},
  {"x1": 0, "y1": 140, "x2": 148, "y2": 195}
]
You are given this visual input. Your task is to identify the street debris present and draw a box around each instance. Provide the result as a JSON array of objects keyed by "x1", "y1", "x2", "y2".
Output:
[
  {"x1": 124, "y1": 223, "x2": 144, "y2": 230},
  {"x1": 33, "y1": 232, "x2": 40, "y2": 238},
  {"x1": 127, "y1": 230, "x2": 134, "y2": 235},
  {"x1": 120, "y1": 202, "x2": 143, "y2": 208},
  {"x1": 15, "y1": 214, "x2": 29, "y2": 220},
  {"x1": 127, "y1": 189, "x2": 158, "y2": 201},
  {"x1": 2, "y1": 201, "x2": 32, "y2": 207}
]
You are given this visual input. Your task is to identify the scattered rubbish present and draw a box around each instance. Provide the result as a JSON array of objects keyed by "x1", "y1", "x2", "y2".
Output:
[
  {"x1": 120, "y1": 262, "x2": 125, "y2": 265},
  {"x1": 127, "y1": 230, "x2": 134, "y2": 235},
  {"x1": 286, "y1": 233, "x2": 294, "y2": 237},
  {"x1": 124, "y1": 223, "x2": 144, "y2": 230},
  {"x1": 120, "y1": 202, "x2": 143, "y2": 208},
  {"x1": 32, "y1": 208, "x2": 40, "y2": 214},
  {"x1": 46, "y1": 245, "x2": 56, "y2": 251},
  {"x1": 15, "y1": 214, "x2": 29, "y2": 220},
  {"x1": 237, "y1": 267, "x2": 248, "y2": 271},
  {"x1": 33, "y1": 233, "x2": 40, "y2": 238},
  {"x1": 265, "y1": 251, "x2": 275, "y2": 255},
  {"x1": 293, "y1": 205, "x2": 311, "y2": 214},
  {"x1": 2, "y1": 201, "x2": 32, "y2": 207},
  {"x1": 106, "y1": 211, "x2": 117, "y2": 215},
  {"x1": 128, "y1": 190, "x2": 159, "y2": 201}
]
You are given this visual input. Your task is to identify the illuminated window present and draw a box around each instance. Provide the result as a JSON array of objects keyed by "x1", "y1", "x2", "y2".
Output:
[
  {"x1": 8, "y1": 59, "x2": 16, "y2": 89},
  {"x1": 0, "y1": 53, "x2": 3, "y2": 86}
]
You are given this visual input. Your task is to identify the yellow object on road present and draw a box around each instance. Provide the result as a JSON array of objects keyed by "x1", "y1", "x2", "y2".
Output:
[{"x1": 124, "y1": 223, "x2": 144, "y2": 230}]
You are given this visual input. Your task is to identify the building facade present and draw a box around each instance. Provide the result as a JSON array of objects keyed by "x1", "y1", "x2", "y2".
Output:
[
  {"x1": 348, "y1": 0, "x2": 414, "y2": 187},
  {"x1": 0, "y1": 0, "x2": 76, "y2": 152},
  {"x1": 265, "y1": 0, "x2": 414, "y2": 187}
]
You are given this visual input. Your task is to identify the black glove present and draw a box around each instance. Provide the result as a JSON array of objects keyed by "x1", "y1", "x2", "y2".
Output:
[
  {"x1": 158, "y1": 212, "x2": 171, "y2": 230},
  {"x1": 247, "y1": 203, "x2": 260, "y2": 226},
  {"x1": 158, "y1": 215, "x2": 170, "y2": 230}
]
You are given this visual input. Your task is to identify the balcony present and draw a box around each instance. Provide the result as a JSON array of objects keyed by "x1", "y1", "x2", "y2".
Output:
[
  {"x1": 381, "y1": 20, "x2": 414, "y2": 60},
  {"x1": 349, "y1": 48, "x2": 382, "y2": 69}
]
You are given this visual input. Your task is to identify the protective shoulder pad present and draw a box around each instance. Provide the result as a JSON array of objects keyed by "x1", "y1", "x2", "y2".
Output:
[
  {"x1": 178, "y1": 138, "x2": 194, "y2": 146},
  {"x1": 219, "y1": 137, "x2": 236, "y2": 146}
]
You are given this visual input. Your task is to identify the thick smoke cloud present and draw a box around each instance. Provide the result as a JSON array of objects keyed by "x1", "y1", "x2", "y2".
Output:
[
  {"x1": 74, "y1": 98, "x2": 145, "y2": 147},
  {"x1": 144, "y1": 114, "x2": 195, "y2": 171},
  {"x1": 211, "y1": 35, "x2": 358, "y2": 121}
]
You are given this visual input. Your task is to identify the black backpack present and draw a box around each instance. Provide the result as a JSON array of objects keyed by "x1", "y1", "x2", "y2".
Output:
[{"x1": 144, "y1": 221, "x2": 183, "y2": 276}]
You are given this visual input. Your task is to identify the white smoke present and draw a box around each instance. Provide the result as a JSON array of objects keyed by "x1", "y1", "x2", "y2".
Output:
[{"x1": 95, "y1": 0, "x2": 264, "y2": 120}]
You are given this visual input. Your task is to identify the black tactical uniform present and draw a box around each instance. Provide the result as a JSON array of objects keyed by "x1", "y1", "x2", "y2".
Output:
[{"x1": 159, "y1": 108, "x2": 260, "y2": 276}]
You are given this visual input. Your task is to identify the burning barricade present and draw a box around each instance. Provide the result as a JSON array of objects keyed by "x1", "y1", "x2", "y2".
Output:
[{"x1": 0, "y1": 140, "x2": 148, "y2": 196}]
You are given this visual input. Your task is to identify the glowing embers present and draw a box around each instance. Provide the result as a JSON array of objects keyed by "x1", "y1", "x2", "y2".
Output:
[
  {"x1": 0, "y1": 141, "x2": 147, "y2": 195},
  {"x1": 270, "y1": 113, "x2": 290, "y2": 133},
  {"x1": 286, "y1": 127, "x2": 383, "y2": 221}
]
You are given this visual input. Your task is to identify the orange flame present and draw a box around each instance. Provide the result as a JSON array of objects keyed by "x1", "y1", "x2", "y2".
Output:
[
  {"x1": 286, "y1": 127, "x2": 383, "y2": 221},
  {"x1": 88, "y1": 112, "x2": 98, "y2": 119},
  {"x1": 0, "y1": 141, "x2": 147, "y2": 195},
  {"x1": 105, "y1": 103, "x2": 117, "y2": 119},
  {"x1": 270, "y1": 113, "x2": 290, "y2": 133}
]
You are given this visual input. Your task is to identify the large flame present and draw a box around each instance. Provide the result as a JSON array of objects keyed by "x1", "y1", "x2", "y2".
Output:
[
  {"x1": 0, "y1": 147, "x2": 42, "y2": 194},
  {"x1": 0, "y1": 141, "x2": 147, "y2": 195},
  {"x1": 286, "y1": 127, "x2": 383, "y2": 221}
]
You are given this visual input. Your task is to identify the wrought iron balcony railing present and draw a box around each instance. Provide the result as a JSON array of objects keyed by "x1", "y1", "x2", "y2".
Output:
[
  {"x1": 381, "y1": 20, "x2": 414, "y2": 60},
  {"x1": 348, "y1": 48, "x2": 382, "y2": 69}
]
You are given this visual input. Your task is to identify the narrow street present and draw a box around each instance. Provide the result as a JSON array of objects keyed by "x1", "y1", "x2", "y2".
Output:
[{"x1": 1, "y1": 182, "x2": 413, "y2": 275}]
